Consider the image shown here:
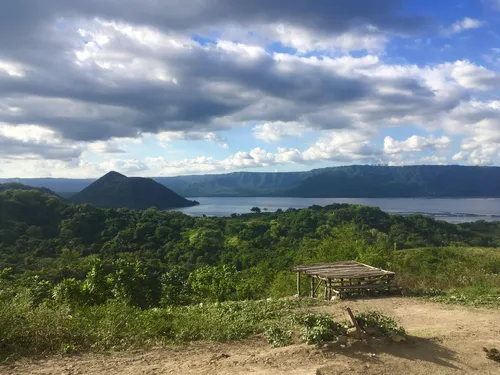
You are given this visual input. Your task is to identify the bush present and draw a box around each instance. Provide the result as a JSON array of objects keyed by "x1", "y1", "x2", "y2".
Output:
[
  {"x1": 25, "y1": 276, "x2": 53, "y2": 306},
  {"x1": 354, "y1": 310, "x2": 406, "y2": 338},
  {"x1": 294, "y1": 313, "x2": 344, "y2": 344},
  {"x1": 264, "y1": 324, "x2": 293, "y2": 347},
  {"x1": 53, "y1": 278, "x2": 86, "y2": 306}
]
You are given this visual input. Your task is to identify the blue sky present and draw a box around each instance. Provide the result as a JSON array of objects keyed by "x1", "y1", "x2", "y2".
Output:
[{"x1": 0, "y1": 0, "x2": 500, "y2": 177}]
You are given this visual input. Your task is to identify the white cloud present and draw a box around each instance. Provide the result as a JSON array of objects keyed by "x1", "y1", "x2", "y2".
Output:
[
  {"x1": 142, "y1": 128, "x2": 384, "y2": 175},
  {"x1": 252, "y1": 121, "x2": 308, "y2": 142},
  {"x1": 452, "y1": 151, "x2": 468, "y2": 161},
  {"x1": 0, "y1": 60, "x2": 25, "y2": 77},
  {"x1": 420, "y1": 155, "x2": 448, "y2": 164},
  {"x1": 98, "y1": 159, "x2": 149, "y2": 174},
  {"x1": 301, "y1": 129, "x2": 380, "y2": 162},
  {"x1": 384, "y1": 135, "x2": 452, "y2": 154},
  {"x1": 88, "y1": 137, "x2": 142, "y2": 154},
  {"x1": 0, "y1": 123, "x2": 84, "y2": 160},
  {"x1": 266, "y1": 24, "x2": 389, "y2": 54},
  {"x1": 442, "y1": 17, "x2": 484, "y2": 36},
  {"x1": 152, "y1": 131, "x2": 227, "y2": 148},
  {"x1": 449, "y1": 61, "x2": 500, "y2": 90}
]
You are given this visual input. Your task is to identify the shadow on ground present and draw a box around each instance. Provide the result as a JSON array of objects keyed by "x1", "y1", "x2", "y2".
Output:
[{"x1": 316, "y1": 336, "x2": 459, "y2": 374}]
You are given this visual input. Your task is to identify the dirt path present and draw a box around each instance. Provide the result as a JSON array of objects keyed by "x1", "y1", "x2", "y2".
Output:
[{"x1": 2, "y1": 298, "x2": 500, "y2": 375}]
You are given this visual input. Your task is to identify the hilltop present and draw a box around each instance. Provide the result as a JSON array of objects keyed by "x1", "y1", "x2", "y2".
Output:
[
  {"x1": 70, "y1": 171, "x2": 198, "y2": 210},
  {"x1": 0, "y1": 182, "x2": 61, "y2": 197},
  {"x1": 3, "y1": 165, "x2": 500, "y2": 198}
]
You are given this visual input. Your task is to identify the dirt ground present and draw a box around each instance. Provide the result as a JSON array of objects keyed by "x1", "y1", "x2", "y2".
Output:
[{"x1": 2, "y1": 297, "x2": 500, "y2": 375}]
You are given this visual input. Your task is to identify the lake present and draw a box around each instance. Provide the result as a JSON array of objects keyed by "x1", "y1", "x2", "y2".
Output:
[{"x1": 170, "y1": 197, "x2": 500, "y2": 223}]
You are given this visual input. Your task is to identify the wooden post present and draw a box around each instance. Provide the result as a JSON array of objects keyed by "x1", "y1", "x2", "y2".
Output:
[
  {"x1": 314, "y1": 279, "x2": 322, "y2": 297},
  {"x1": 297, "y1": 272, "x2": 301, "y2": 297},
  {"x1": 310, "y1": 277, "x2": 315, "y2": 298},
  {"x1": 344, "y1": 307, "x2": 363, "y2": 339},
  {"x1": 324, "y1": 279, "x2": 328, "y2": 300},
  {"x1": 327, "y1": 279, "x2": 332, "y2": 300}
]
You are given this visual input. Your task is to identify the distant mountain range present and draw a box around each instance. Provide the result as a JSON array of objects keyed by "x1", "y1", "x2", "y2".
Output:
[
  {"x1": 70, "y1": 171, "x2": 199, "y2": 210},
  {"x1": 2, "y1": 165, "x2": 500, "y2": 198}
]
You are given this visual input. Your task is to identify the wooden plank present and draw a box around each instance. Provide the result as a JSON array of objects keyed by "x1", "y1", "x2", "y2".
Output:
[
  {"x1": 313, "y1": 271, "x2": 392, "y2": 279},
  {"x1": 313, "y1": 277, "x2": 322, "y2": 297},
  {"x1": 344, "y1": 307, "x2": 363, "y2": 339},
  {"x1": 333, "y1": 283, "x2": 398, "y2": 291},
  {"x1": 297, "y1": 271, "x2": 301, "y2": 297},
  {"x1": 295, "y1": 263, "x2": 394, "y2": 276}
]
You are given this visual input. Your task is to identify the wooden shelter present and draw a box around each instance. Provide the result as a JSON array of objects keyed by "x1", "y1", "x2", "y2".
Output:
[{"x1": 293, "y1": 261, "x2": 399, "y2": 300}]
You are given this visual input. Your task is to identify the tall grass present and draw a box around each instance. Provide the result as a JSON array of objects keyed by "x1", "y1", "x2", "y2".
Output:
[{"x1": 392, "y1": 247, "x2": 500, "y2": 306}]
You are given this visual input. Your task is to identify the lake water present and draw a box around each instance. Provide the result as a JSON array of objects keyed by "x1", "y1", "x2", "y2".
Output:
[{"x1": 170, "y1": 197, "x2": 500, "y2": 223}]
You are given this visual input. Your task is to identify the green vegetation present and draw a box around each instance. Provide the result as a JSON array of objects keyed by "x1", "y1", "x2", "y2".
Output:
[
  {"x1": 70, "y1": 171, "x2": 198, "y2": 210},
  {"x1": 1, "y1": 188, "x2": 500, "y2": 358},
  {"x1": 294, "y1": 313, "x2": 344, "y2": 344},
  {"x1": 354, "y1": 310, "x2": 406, "y2": 338},
  {"x1": 393, "y1": 247, "x2": 500, "y2": 307},
  {"x1": 0, "y1": 182, "x2": 61, "y2": 197}
]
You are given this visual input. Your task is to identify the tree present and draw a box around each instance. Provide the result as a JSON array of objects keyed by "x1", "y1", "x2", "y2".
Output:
[
  {"x1": 188, "y1": 265, "x2": 239, "y2": 302},
  {"x1": 250, "y1": 207, "x2": 261, "y2": 214},
  {"x1": 53, "y1": 278, "x2": 86, "y2": 306},
  {"x1": 161, "y1": 266, "x2": 192, "y2": 306}
]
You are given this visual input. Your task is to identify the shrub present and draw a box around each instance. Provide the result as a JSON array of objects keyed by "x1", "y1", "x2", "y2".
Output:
[
  {"x1": 53, "y1": 278, "x2": 86, "y2": 306},
  {"x1": 25, "y1": 276, "x2": 53, "y2": 306},
  {"x1": 264, "y1": 324, "x2": 293, "y2": 347},
  {"x1": 294, "y1": 313, "x2": 344, "y2": 344},
  {"x1": 354, "y1": 310, "x2": 406, "y2": 337}
]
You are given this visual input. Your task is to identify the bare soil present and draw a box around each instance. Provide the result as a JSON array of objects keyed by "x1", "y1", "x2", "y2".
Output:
[{"x1": 2, "y1": 297, "x2": 500, "y2": 375}]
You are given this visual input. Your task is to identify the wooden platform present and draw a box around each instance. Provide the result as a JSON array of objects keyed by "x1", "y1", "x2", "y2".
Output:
[{"x1": 293, "y1": 261, "x2": 399, "y2": 300}]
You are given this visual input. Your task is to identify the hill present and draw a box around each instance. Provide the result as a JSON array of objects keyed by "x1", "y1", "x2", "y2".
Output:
[
  {"x1": 70, "y1": 171, "x2": 199, "y2": 210},
  {"x1": 0, "y1": 182, "x2": 61, "y2": 197},
  {"x1": 283, "y1": 165, "x2": 500, "y2": 198},
  {"x1": 1, "y1": 189, "x2": 500, "y2": 364},
  {"x1": 3, "y1": 165, "x2": 500, "y2": 198},
  {"x1": 159, "y1": 165, "x2": 500, "y2": 197}
]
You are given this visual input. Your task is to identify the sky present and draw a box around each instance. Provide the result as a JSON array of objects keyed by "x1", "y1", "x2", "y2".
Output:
[{"x1": 1, "y1": 0, "x2": 500, "y2": 178}]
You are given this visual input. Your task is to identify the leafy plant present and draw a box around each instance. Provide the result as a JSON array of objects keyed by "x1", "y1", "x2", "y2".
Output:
[
  {"x1": 264, "y1": 324, "x2": 293, "y2": 347},
  {"x1": 294, "y1": 313, "x2": 344, "y2": 345},
  {"x1": 354, "y1": 310, "x2": 406, "y2": 338}
]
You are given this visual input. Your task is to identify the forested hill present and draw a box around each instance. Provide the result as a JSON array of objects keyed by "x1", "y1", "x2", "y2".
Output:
[
  {"x1": 283, "y1": 165, "x2": 500, "y2": 198},
  {"x1": 0, "y1": 182, "x2": 61, "y2": 197},
  {"x1": 2, "y1": 165, "x2": 500, "y2": 198},
  {"x1": 70, "y1": 171, "x2": 199, "y2": 210},
  {"x1": 1, "y1": 188, "x2": 499, "y2": 283}
]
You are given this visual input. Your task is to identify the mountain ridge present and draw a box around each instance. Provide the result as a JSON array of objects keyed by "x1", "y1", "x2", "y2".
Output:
[{"x1": 2, "y1": 165, "x2": 500, "y2": 198}]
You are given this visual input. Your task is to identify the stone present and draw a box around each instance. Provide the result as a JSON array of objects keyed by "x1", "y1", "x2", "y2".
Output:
[{"x1": 346, "y1": 327, "x2": 362, "y2": 340}]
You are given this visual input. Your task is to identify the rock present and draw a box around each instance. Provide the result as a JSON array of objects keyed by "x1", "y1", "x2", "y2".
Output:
[
  {"x1": 390, "y1": 333, "x2": 406, "y2": 343},
  {"x1": 346, "y1": 327, "x2": 362, "y2": 340}
]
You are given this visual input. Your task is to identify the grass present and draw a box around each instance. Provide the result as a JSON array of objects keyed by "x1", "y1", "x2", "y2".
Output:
[
  {"x1": 392, "y1": 247, "x2": 500, "y2": 307},
  {"x1": 0, "y1": 294, "x2": 408, "y2": 361},
  {"x1": 2, "y1": 246, "x2": 499, "y2": 360},
  {"x1": 0, "y1": 296, "x2": 322, "y2": 360}
]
